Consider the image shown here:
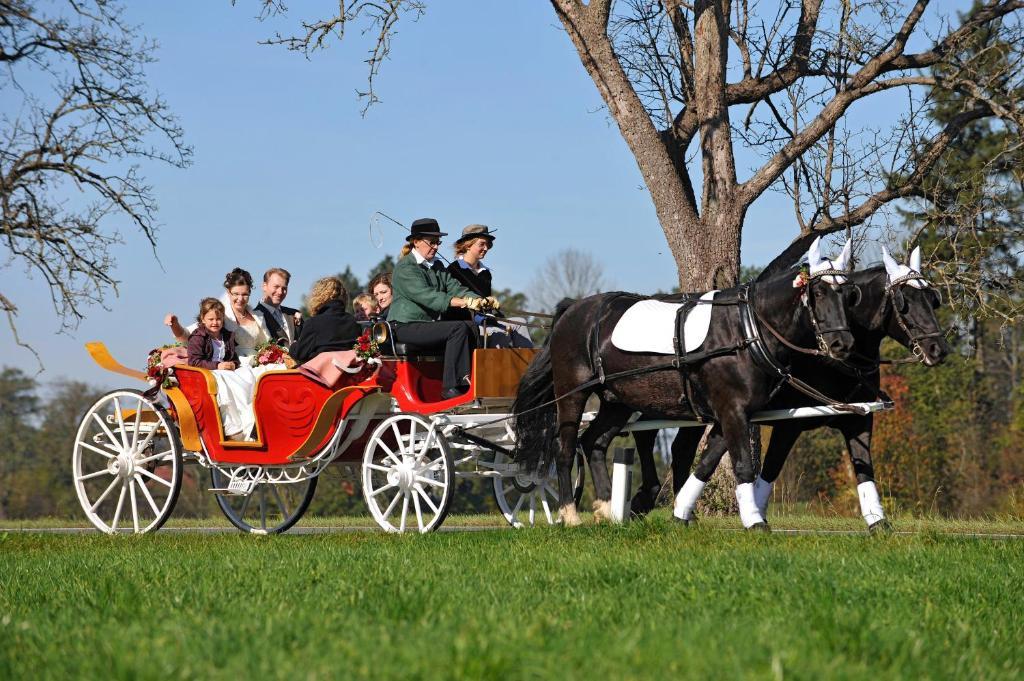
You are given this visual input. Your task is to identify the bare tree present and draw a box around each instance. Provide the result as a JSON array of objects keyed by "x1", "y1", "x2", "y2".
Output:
[
  {"x1": 1, "y1": 0, "x2": 191, "y2": 358},
  {"x1": 257, "y1": 1, "x2": 1024, "y2": 297},
  {"x1": 528, "y1": 248, "x2": 610, "y2": 312}
]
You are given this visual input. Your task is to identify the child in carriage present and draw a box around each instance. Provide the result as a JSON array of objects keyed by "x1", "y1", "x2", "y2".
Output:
[{"x1": 187, "y1": 298, "x2": 239, "y2": 370}]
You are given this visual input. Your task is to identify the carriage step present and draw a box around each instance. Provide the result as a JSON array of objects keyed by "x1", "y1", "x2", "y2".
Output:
[{"x1": 209, "y1": 478, "x2": 258, "y2": 496}]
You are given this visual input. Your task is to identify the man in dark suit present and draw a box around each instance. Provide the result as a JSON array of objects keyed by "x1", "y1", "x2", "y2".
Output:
[{"x1": 256, "y1": 267, "x2": 302, "y2": 346}]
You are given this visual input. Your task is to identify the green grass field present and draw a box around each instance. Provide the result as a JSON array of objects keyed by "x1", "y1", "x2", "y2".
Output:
[{"x1": 2, "y1": 514, "x2": 1023, "y2": 680}]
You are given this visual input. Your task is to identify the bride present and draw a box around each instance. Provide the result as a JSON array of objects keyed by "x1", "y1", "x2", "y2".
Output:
[{"x1": 166, "y1": 267, "x2": 283, "y2": 439}]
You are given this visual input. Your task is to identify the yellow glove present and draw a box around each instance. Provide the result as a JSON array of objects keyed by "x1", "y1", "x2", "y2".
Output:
[
  {"x1": 484, "y1": 296, "x2": 501, "y2": 311},
  {"x1": 465, "y1": 297, "x2": 485, "y2": 312}
]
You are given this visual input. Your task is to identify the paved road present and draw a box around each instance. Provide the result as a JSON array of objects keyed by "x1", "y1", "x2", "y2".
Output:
[{"x1": 5, "y1": 526, "x2": 1023, "y2": 538}]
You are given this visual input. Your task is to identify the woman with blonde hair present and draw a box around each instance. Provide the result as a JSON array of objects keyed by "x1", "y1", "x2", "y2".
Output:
[{"x1": 290, "y1": 277, "x2": 363, "y2": 364}]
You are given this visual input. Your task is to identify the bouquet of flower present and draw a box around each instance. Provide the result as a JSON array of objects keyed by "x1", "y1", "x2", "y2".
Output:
[
  {"x1": 251, "y1": 339, "x2": 297, "y2": 368},
  {"x1": 354, "y1": 328, "x2": 381, "y2": 363},
  {"x1": 145, "y1": 343, "x2": 184, "y2": 388},
  {"x1": 792, "y1": 264, "x2": 811, "y2": 289}
]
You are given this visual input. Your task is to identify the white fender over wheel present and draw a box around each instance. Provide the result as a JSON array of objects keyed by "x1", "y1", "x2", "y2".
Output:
[
  {"x1": 72, "y1": 389, "x2": 183, "y2": 534},
  {"x1": 362, "y1": 413, "x2": 454, "y2": 533}
]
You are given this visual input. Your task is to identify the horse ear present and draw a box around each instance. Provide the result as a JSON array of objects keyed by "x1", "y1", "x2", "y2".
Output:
[
  {"x1": 807, "y1": 236, "x2": 823, "y2": 268},
  {"x1": 909, "y1": 245, "x2": 921, "y2": 272},
  {"x1": 881, "y1": 247, "x2": 900, "y2": 279},
  {"x1": 835, "y1": 239, "x2": 852, "y2": 271}
]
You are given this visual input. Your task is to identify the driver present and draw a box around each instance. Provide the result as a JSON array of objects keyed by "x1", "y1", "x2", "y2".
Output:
[{"x1": 389, "y1": 218, "x2": 497, "y2": 400}]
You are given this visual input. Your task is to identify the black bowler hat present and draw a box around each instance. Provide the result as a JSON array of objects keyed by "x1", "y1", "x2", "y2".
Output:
[
  {"x1": 454, "y1": 224, "x2": 497, "y2": 245},
  {"x1": 407, "y1": 218, "x2": 447, "y2": 241}
]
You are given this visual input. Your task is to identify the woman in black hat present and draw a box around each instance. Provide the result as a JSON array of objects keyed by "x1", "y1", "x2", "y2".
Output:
[
  {"x1": 445, "y1": 224, "x2": 532, "y2": 348},
  {"x1": 389, "y1": 218, "x2": 488, "y2": 400}
]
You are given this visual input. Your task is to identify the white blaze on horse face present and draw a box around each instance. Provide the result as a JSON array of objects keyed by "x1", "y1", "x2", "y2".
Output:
[
  {"x1": 673, "y1": 475, "x2": 706, "y2": 520},
  {"x1": 882, "y1": 246, "x2": 928, "y2": 289}
]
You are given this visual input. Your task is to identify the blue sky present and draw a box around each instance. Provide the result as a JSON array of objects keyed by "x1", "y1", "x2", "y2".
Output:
[{"x1": 3, "y1": 1, "x2": 957, "y2": 388}]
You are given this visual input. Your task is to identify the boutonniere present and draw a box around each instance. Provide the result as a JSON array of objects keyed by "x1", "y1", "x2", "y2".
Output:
[{"x1": 792, "y1": 265, "x2": 810, "y2": 289}]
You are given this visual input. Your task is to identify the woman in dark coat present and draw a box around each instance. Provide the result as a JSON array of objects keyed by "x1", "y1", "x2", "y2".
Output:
[{"x1": 289, "y1": 277, "x2": 363, "y2": 364}]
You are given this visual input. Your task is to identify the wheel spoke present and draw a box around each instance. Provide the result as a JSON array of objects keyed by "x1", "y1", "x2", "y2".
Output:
[
  {"x1": 412, "y1": 491, "x2": 424, "y2": 532},
  {"x1": 382, "y1": 489, "x2": 402, "y2": 521},
  {"x1": 135, "y1": 449, "x2": 174, "y2": 466},
  {"x1": 129, "y1": 479, "x2": 140, "y2": 533},
  {"x1": 90, "y1": 477, "x2": 122, "y2": 512},
  {"x1": 419, "y1": 455, "x2": 446, "y2": 473},
  {"x1": 399, "y1": 494, "x2": 409, "y2": 532},
  {"x1": 270, "y1": 485, "x2": 290, "y2": 518},
  {"x1": 113, "y1": 397, "x2": 129, "y2": 450},
  {"x1": 415, "y1": 485, "x2": 440, "y2": 515},
  {"x1": 136, "y1": 467, "x2": 172, "y2": 488},
  {"x1": 369, "y1": 481, "x2": 397, "y2": 498},
  {"x1": 390, "y1": 421, "x2": 406, "y2": 455},
  {"x1": 130, "y1": 398, "x2": 144, "y2": 452},
  {"x1": 365, "y1": 462, "x2": 393, "y2": 473},
  {"x1": 259, "y1": 486, "x2": 268, "y2": 529},
  {"x1": 238, "y1": 490, "x2": 253, "y2": 517},
  {"x1": 529, "y1": 492, "x2": 537, "y2": 525},
  {"x1": 414, "y1": 474, "x2": 445, "y2": 489},
  {"x1": 78, "y1": 440, "x2": 118, "y2": 460},
  {"x1": 77, "y1": 469, "x2": 111, "y2": 482},
  {"x1": 132, "y1": 421, "x2": 161, "y2": 457},
  {"x1": 408, "y1": 418, "x2": 418, "y2": 455},
  {"x1": 540, "y1": 493, "x2": 554, "y2": 524},
  {"x1": 111, "y1": 484, "x2": 127, "y2": 531},
  {"x1": 511, "y1": 491, "x2": 526, "y2": 517},
  {"x1": 376, "y1": 440, "x2": 401, "y2": 466},
  {"x1": 135, "y1": 476, "x2": 161, "y2": 516},
  {"x1": 91, "y1": 413, "x2": 123, "y2": 454}
]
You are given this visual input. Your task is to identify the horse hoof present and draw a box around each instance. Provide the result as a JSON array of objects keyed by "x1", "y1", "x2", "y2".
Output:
[
  {"x1": 672, "y1": 515, "x2": 697, "y2": 526},
  {"x1": 747, "y1": 522, "x2": 771, "y2": 533},
  {"x1": 868, "y1": 519, "x2": 894, "y2": 535}
]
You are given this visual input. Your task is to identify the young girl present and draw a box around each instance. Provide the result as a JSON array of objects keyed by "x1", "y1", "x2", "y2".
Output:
[
  {"x1": 352, "y1": 293, "x2": 378, "y2": 322},
  {"x1": 187, "y1": 298, "x2": 239, "y2": 370}
]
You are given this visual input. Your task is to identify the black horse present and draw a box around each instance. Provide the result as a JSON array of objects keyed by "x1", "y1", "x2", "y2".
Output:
[
  {"x1": 513, "y1": 240, "x2": 857, "y2": 529},
  {"x1": 630, "y1": 248, "x2": 949, "y2": 530}
]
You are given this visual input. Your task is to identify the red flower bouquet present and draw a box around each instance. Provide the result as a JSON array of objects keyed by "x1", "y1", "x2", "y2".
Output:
[
  {"x1": 145, "y1": 343, "x2": 184, "y2": 388},
  {"x1": 353, "y1": 328, "x2": 381, "y2": 363},
  {"x1": 251, "y1": 339, "x2": 297, "y2": 368}
]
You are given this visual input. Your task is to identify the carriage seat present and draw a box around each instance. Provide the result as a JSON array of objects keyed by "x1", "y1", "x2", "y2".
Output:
[{"x1": 373, "y1": 321, "x2": 442, "y2": 361}]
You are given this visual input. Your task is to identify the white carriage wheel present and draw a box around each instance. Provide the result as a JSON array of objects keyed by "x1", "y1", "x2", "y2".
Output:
[
  {"x1": 490, "y1": 447, "x2": 586, "y2": 528},
  {"x1": 211, "y1": 469, "x2": 318, "y2": 535},
  {"x1": 361, "y1": 413, "x2": 454, "y2": 533},
  {"x1": 72, "y1": 389, "x2": 183, "y2": 534}
]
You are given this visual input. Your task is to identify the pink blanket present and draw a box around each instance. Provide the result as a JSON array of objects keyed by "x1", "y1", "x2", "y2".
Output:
[
  {"x1": 160, "y1": 346, "x2": 188, "y2": 368},
  {"x1": 298, "y1": 350, "x2": 366, "y2": 389}
]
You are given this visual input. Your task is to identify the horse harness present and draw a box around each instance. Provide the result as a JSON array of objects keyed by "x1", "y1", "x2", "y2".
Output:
[{"x1": 584, "y1": 274, "x2": 867, "y2": 421}]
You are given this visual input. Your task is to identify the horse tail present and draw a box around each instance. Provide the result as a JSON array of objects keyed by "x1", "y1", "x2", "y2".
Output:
[{"x1": 512, "y1": 298, "x2": 575, "y2": 472}]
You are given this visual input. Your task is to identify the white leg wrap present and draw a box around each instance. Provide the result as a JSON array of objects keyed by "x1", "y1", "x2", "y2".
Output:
[
  {"x1": 858, "y1": 481, "x2": 886, "y2": 525},
  {"x1": 736, "y1": 482, "x2": 766, "y2": 528},
  {"x1": 753, "y1": 477, "x2": 774, "y2": 518},
  {"x1": 673, "y1": 475, "x2": 705, "y2": 520}
]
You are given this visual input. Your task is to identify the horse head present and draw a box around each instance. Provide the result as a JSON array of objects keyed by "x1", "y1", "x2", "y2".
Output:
[
  {"x1": 879, "y1": 246, "x2": 949, "y2": 366},
  {"x1": 800, "y1": 237, "x2": 855, "y2": 360}
]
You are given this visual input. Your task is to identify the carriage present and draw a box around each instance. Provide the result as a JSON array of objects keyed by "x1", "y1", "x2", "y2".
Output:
[{"x1": 72, "y1": 331, "x2": 580, "y2": 535}]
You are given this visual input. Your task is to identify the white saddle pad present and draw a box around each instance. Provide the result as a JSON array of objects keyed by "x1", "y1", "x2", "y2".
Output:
[{"x1": 610, "y1": 291, "x2": 718, "y2": 355}]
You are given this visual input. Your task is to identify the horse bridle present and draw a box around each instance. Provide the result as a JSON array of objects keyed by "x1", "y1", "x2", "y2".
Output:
[
  {"x1": 885, "y1": 272, "x2": 945, "y2": 362},
  {"x1": 800, "y1": 269, "x2": 854, "y2": 358}
]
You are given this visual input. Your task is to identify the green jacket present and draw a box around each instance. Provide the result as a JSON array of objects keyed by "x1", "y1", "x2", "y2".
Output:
[{"x1": 389, "y1": 254, "x2": 478, "y2": 323}]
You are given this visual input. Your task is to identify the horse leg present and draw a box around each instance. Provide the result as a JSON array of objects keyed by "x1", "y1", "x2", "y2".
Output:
[
  {"x1": 579, "y1": 403, "x2": 633, "y2": 523},
  {"x1": 555, "y1": 391, "x2": 589, "y2": 526},
  {"x1": 673, "y1": 427, "x2": 725, "y2": 522},
  {"x1": 752, "y1": 422, "x2": 805, "y2": 519},
  {"x1": 629, "y1": 429, "x2": 660, "y2": 516},
  {"x1": 837, "y1": 415, "x2": 889, "y2": 532},
  {"x1": 719, "y1": 410, "x2": 768, "y2": 530}
]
